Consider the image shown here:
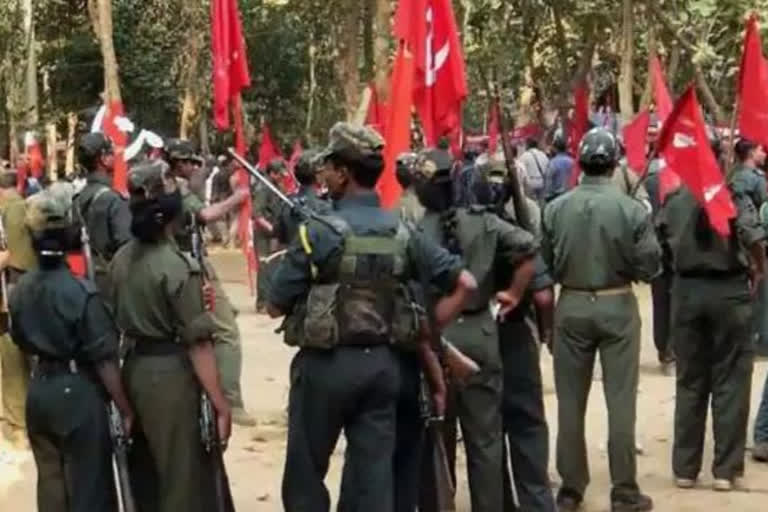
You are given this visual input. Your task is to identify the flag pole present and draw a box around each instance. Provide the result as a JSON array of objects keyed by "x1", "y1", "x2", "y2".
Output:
[
  {"x1": 725, "y1": 94, "x2": 740, "y2": 178},
  {"x1": 630, "y1": 147, "x2": 659, "y2": 198}
]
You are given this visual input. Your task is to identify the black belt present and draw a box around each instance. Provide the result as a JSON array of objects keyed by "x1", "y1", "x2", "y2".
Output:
[
  {"x1": 676, "y1": 269, "x2": 744, "y2": 279},
  {"x1": 31, "y1": 358, "x2": 80, "y2": 379}
]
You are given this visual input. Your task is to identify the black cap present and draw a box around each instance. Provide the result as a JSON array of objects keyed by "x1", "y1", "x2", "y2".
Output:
[{"x1": 77, "y1": 133, "x2": 112, "y2": 170}]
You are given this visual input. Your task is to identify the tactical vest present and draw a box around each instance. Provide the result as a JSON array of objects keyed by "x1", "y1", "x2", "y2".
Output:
[{"x1": 281, "y1": 215, "x2": 423, "y2": 351}]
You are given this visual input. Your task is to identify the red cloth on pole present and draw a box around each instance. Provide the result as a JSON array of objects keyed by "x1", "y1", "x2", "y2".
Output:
[
  {"x1": 738, "y1": 14, "x2": 768, "y2": 147},
  {"x1": 365, "y1": 84, "x2": 390, "y2": 136},
  {"x1": 569, "y1": 81, "x2": 590, "y2": 187},
  {"x1": 657, "y1": 85, "x2": 735, "y2": 237},
  {"x1": 378, "y1": 45, "x2": 415, "y2": 208},
  {"x1": 650, "y1": 56, "x2": 673, "y2": 123},
  {"x1": 623, "y1": 110, "x2": 650, "y2": 174},
  {"x1": 410, "y1": 0, "x2": 467, "y2": 149},
  {"x1": 285, "y1": 141, "x2": 302, "y2": 194},
  {"x1": 232, "y1": 94, "x2": 257, "y2": 291},
  {"x1": 103, "y1": 101, "x2": 128, "y2": 194},
  {"x1": 488, "y1": 99, "x2": 500, "y2": 154},
  {"x1": 257, "y1": 123, "x2": 282, "y2": 170},
  {"x1": 211, "y1": 0, "x2": 251, "y2": 130}
]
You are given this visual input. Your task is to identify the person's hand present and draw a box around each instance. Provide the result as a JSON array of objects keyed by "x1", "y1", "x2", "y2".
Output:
[
  {"x1": 202, "y1": 282, "x2": 216, "y2": 312},
  {"x1": 0, "y1": 250, "x2": 10, "y2": 270},
  {"x1": 215, "y1": 402, "x2": 232, "y2": 449},
  {"x1": 495, "y1": 290, "x2": 521, "y2": 320},
  {"x1": 120, "y1": 407, "x2": 135, "y2": 439},
  {"x1": 431, "y1": 388, "x2": 447, "y2": 420},
  {"x1": 229, "y1": 172, "x2": 243, "y2": 192},
  {"x1": 541, "y1": 329, "x2": 554, "y2": 355}
]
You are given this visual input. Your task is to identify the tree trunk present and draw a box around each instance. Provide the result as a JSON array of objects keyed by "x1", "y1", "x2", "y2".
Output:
[
  {"x1": 372, "y1": 0, "x2": 390, "y2": 100},
  {"x1": 618, "y1": 0, "x2": 635, "y2": 120},
  {"x1": 305, "y1": 42, "x2": 317, "y2": 142},
  {"x1": 199, "y1": 118, "x2": 210, "y2": 156},
  {"x1": 639, "y1": 25, "x2": 656, "y2": 110},
  {"x1": 695, "y1": 67, "x2": 725, "y2": 124},
  {"x1": 46, "y1": 122, "x2": 57, "y2": 181},
  {"x1": 335, "y1": 0, "x2": 362, "y2": 121},
  {"x1": 362, "y1": 0, "x2": 374, "y2": 82},
  {"x1": 94, "y1": 0, "x2": 122, "y2": 106},
  {"x1": 22, "y1": 0, "x2": 38, "y2": 129},
  {"x1": 65, "y1": 112, "x2": 77, "y2": 175}
]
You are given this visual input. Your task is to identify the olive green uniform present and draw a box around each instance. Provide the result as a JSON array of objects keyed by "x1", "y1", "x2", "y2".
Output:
[
  {"x1": 542, "y1": 175, "x2": 661, "y2": 500},
  {"x1": 252, "y1": 182, "x2": 284, "y2": 309},
  {"x1": 0, "y1": 189, "x2": 37, "y2": 440},
  {"x1": 109, "y1": 237, "x2": 217, "y2": 512},
  {"x1": 177, "y1": 185, "x2": 247, "y2": 411},
  {"x1": 419, "y1": 206, "x2": 537, "y2": 512},
  {"x1": 658, "y1": 187, "x2": 764, "y2": 481}
]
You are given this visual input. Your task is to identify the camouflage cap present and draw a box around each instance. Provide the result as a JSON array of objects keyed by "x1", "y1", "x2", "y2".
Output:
[
  {"x1": 128, "y1": 159, "x2": 175, "y2": 199},
  {"x1": 475, "y1": 151, "x2": 507, "y2": 184},
  {"x1": 165, "y1": 138, "x2": 203, "y2": 165},
  {"x1": 296, "y1": 149, "x2": 322, "y2": 175},
  {"x1": 25, "y1": 188, "x2": 73, "y2": 233},
  {"x1": 266, "y1": 158, "x2": 287, "y2": 174},
  {"x1": 317, "y1": 122, "x2": 384, "y2": 162}
]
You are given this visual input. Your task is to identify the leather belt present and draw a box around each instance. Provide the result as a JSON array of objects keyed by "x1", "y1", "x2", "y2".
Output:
[{"x1": 562, "y1": 285, "x2": 632, "y2": 297}]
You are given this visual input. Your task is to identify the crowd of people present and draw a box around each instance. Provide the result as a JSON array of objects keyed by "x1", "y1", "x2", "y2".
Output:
[{"x1": 0, "y1": 114, "x2": 766, "y2": 512}]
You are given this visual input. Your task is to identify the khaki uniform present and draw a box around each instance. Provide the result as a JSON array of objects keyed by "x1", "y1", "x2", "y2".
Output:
[
  {"x1": 177, "y1": 186, "x2": 247, "y2": 411},
  {"x1": 109, "y1": 238, "x2": 218, "y2": 512},
  {"x1": 542, "y1": 175, "x2": 661, "y2": 499},
  {"x1": 0, "y1": 189, "x2": 37, "y2": 439}
]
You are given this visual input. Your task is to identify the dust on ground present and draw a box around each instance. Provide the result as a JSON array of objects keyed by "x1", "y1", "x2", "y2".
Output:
[{"x1": 2, "y1": 249, "x2": 768, "y2": 511}]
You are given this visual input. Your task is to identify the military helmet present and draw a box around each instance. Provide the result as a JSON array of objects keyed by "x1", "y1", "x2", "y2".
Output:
[
  {"x1": 578, "y1": 128, "x2": 618, "y2": 168},
  {"x1": 25, "y1": 186, "x2": 74, "y2": 234},
  {"x1": 296, "y1": 150, "x2": 322, "y2": 175},
  {"x1": 396, "y1": 152, "x2": 418, "y2": 172},
  {"x1": 317, "y1": 122, "x2": 384, "y2": 163},
  {"x1": 128, "y1": 159, "x2": 175, "y2": 200},
  {"x1": 77, "y1": 133, "x2": 112, "y2": 170},
  {"x1": 165, "y1": 138, "x2": 203, "y2": 165}
]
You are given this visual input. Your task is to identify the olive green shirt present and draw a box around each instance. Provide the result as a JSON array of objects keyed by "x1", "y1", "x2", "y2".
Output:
[
  {"x1": 420, "y1": 207, "x2": 538, "y2": 312},
  {"x1": 0, "y1": 190, "x2": 37, "y2": 272},
  {"x1": 396, "y1": 188, "x2": 426, "y2": 225},
  {"x1": 542, "y1": 175, "x2": 662, "y2": 288},
  {"x1": 108, "y1": 237, "x2": 215, "y2": 345},
  {"x1": 657, "y1": 186, "x2": 766, "y2": 275},
  {"x1": 173, "y1": 179, "x2": 206, "y2": 253}
]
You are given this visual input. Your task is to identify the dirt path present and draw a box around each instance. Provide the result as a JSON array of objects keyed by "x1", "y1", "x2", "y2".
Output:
[{"x1": 2, "y1": 250, "x2": 768, "y2": 511}]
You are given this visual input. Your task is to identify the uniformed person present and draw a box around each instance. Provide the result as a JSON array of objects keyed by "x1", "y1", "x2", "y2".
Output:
[
  {"x1": 542, "y1": 128, "x2": 661, "y2": 512},
  {"x1": 109, "y1": 160, "x2": 231, "y2": 512},
  {"x1": 9, "y1": 188, "x2": 134, "y2": 512},
  {"x1": 395, "y1": 152, "x2": 426, "y2": 225},
  {"x1": 273, "y1": 150, "x2": 331, "y2": 245},
  {"x1": 72, "y1": 133, "x2": 132, "y2": 294},
  {"x1": 267, "y1": 123, "x2": 476, "y2": 512},
  {"x1": 253, "y1": 158, "x2": 289, "y2": 311},
  {"x1": 0, "y1": 169, "x2": 37, "y2": 447},
  {"x1": 474, "y1": 154, "x2": 557, "y2": 511},
  {"x1": 165, "y1": 139, "x2": 256, "y2": 426},
  {"x1": 413, "y1": 148, "x2": 538, "y2": 512},
  {"x1": 657, "y1": 135, "x2": 765, "y2": 491}
]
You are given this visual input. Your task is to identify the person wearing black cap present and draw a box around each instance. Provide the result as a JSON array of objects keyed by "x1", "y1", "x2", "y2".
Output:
[
  {"x1": 10, "y1": 187, "x2": 134, "y2": 512},
  {"x1": 72, "y1": 132, "x2": 132, "y2": 294},
  {"x1": 543, "y1": 128, "x2": 661, "y2": 512}
]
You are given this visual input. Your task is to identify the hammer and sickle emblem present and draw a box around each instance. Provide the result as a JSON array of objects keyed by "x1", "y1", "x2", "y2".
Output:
[{"x1": 425, "y1": 7, "x2": 450, "y2": 87}]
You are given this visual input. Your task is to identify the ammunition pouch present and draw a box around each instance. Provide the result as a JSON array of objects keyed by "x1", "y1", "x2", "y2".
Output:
[{"x1": 281, "y1": 216, "x2": 423, "y2": 351}]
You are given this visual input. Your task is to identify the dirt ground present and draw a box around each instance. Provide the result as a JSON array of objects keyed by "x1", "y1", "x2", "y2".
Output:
[{"x1": 2, "y1": 249, "x2": 768, "y2": 511}]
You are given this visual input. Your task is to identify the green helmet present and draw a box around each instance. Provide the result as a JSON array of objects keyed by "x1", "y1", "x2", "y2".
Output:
[
  {"x1": 413, "y1": 148, "x2": 453, "y2": 181},
  {"x1": 165, "y1": 138, "x2": 204, "y2": 165},
  {"x1": 25, "y1": 187, "x2": 73, "y2": 234},
  {"x1": 578, "y1": 128, "x2": 618, "y2": 168},
  {"x1": 128, "y1": 160, "x2": 175, "y2": 200}
]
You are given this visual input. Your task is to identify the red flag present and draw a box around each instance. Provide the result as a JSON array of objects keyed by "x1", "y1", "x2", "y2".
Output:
[
  {"x1": 623, "y1": 110, "x2": 651, "y2": 174},
  {"x1": 365, "y1": 84, "x2": 390, "y2": 136},
  {"x1": 378, "y1": 45, "x2": 415, "y2": 208},
  {"x1": 738, "y1": 14, "x2": 768, "y2": 148},
  {"x1": 284, "y1": 141, "x2": 302, "y2": 194},
  {"x1": 487, "y1": 100, "x2": 500, "y2": 154},
  {"x1": 257, "y1": 123, "x2": 283, "y2": 170},
  {"x1": 650, "y1": 56, "x2": 673, "y2": 123},
  {"x1": 394, "y1": 0, "x2": 427, "y2": 64},
  {"x1": 23, "y1": 132, "x2": 44, "y2": 180},
  {"x1": 657, "y1": 85, "x2": 736, "y2": 237},
  {"x1": 569, "y1": 81, "x2": 590, "y2": 186},
  {"x1": 211, "y1": 0, "x2": 251, "y2": 130},
  {"x1": 231, "y1": 95, "x2": 257, "y2": 291},
  {"x1": 102, "y1": 101, "x2": 128, "y2": 194},
  {"x1": 411, "y1": 0, "x2": 467, "y2": 149}
]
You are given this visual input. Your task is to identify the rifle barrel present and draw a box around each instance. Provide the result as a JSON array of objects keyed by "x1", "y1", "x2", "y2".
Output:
[{"x1": 227, "y1": 149, "x2": 296, "y2": 209}]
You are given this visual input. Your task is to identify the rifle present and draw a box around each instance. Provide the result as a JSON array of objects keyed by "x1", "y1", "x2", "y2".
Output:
[
  {"x1": 108, "y1": 402, "x2": 137, "y2": 512},
  {"x1": 80, "y1": 221, "x2": 96, "y2": 282},
  {"x1": 189, "y1": 213, "x2": 235, "y2": 512}
]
